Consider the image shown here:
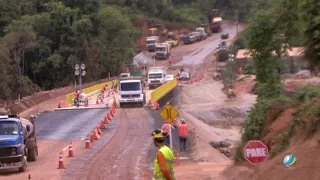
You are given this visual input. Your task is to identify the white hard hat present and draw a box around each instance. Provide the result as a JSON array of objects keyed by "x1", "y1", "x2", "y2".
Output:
[{"x1": 181, "y1": 118, "x2": 185, "y2": 123}]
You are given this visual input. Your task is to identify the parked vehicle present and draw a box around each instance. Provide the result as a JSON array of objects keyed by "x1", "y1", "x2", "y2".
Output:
[
  {"x1": 166, "y1": 32, "x2": 179, "y2": 47},
  {"x1": 155, "y1": 43, "x2": 171, "y2": 60},
  {"x1": 200, "y1": 23, "x2": 212, "y2": 36},
  {"x1": 192, "y1": 31, "x2": 202, "y2": 41},
  {"x1": 166, "y1": 75, "x2": 175, "y2": 81},
  {"x1": 146, "y1": 36, "x2": 159, "y2": 52},
  {"x1": 195, "y1": 27, "x2": 208, "y2": 40},
  {"x1": 179, "y1": 72, "x2": 190, "y2": 81},
  {"x1": 119, "y1": 76, "x2": 146, "y2": 107},
  {"x1": 180, "y1": 33, "x2": 197, "y2": 44},
  {"x1": 221, "y1": 32, "x2": 229, "y2": 39},
  {"x1": 0, "y1": 114, "x2": 38, "y2": 172},
  {"x1": 148, "y1": 66, "x2": 168, "y2": 89}
]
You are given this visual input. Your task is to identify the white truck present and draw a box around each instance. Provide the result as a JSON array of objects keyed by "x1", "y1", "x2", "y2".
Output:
[
  {"x1": 118, "y1": 76, "x2": 146, "y2": 107},
  {"x1": 148, "y1": 66, "x2": 168, "y2": 89},
  {"x1": 195, "y1": 27, "x2": 208, "y2": 40},
  {"x1": 155, "y1": 43, "x2": 171, "y2": 60},
  {"x1": 146, "y1": 36, "x2": 159, "y2": 52}
]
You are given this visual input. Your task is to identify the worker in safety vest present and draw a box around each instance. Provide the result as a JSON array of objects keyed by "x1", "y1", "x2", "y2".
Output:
[
  {"x1": 178, "y1": 118, "x2": 188, "y2": 151},
  {"x1": 151, "y1": 129, "x2": 176, "y2": 180},
  {"x1": 168, "y1": 56, "x2": 172, "y2": 66},
  {"x1": 161, "y1": 121, "x2": 175, "y2": 147}
]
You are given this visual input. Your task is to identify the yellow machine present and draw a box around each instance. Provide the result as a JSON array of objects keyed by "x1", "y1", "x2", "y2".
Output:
[
  {"x1": 148, "y1": 28, "x2": 158, "y2": 36},
  {"x1": 166, "y1": 32, "x2": 179, "y2": 47}
]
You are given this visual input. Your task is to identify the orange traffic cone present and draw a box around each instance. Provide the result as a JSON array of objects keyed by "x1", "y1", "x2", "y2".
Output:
[
  {"x1": 93, "y1": 129, "x2": 101, "y2": 140},
  {"x1": 28, "y1": 174, "x2": 31, "y2": 180},
  {"x1": 57, "y1": 152, "x2": 65, "y2": 169},
  {"x1": 107, "y1": 113, "x2": 112, "y2": 121},
  {"x1": 90, "y1": 131, "x2": 95, "y2": 142},
  {"x1": 112, "y1": 91, "x2": 114, "y2": 95},
  {"x1": 58, "y1": 102, "x2": 61, "y2": 108},
  {"x1": 174, "y1": 152, "x2": 180, "y2": 166},
  {"x1": 85, "y1": 135, "x2": 91, "y2": 148},
  {"x1": 100, "y1": 120, "x2": 107, "y2": 129},
  {"x1": 68, "y1": 141, "x2": 74, "y2": 157},
  {"x1": 153, "y1": 102, "x2": 160, "y2": 110},
  {"x1": 148, "y1": 99, "x2": 152, "y2": 106},
  {"x1": 110, "y1": 110, "x2": 114, "y2": 118},
  {"x1": 96, "y1": 125, "x2": 102, "y2": 134},
  {"x1": 104, "y1": 115, "x2": 110, "y2": 124}
]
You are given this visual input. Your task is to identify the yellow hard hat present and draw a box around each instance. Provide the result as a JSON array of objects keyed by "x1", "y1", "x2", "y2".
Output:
[{"x1": 151, "y1": 129, "x2": 167, "y2": 139}]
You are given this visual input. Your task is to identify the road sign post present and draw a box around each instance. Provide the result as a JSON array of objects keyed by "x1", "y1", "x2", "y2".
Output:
[
  {"x1": 243, "y1": 140, "x2": 269, "y2": 165},
  {"x1": 159, "y1": 103, "x2": 179, "y2": 149}
]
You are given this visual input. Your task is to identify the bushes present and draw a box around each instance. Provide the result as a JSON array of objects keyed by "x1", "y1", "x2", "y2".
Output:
[{"x1": 235, "y1": 86, "x2": 320, "y2": 162}]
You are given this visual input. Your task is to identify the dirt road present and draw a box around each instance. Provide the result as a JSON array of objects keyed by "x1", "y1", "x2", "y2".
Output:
[{"x1": 64, "y1": 107, "x2": 153, "y2": 180}]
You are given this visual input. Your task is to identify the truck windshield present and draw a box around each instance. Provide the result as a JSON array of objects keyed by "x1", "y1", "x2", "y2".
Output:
[
  {"x1": 156, "y1": 47, "x2": 166, "y2": 51},
  {"x1": 120, "y1": 82, "x2": 141, "y2": 91},
  {"x1": 149, "y1": 73, "x2": 163, "y2": 78},
  {"x1": 147, "y1": 40, "x2": 156, "y2": 44},
  {"x1": 0, "y1": 121, "x2": 19, "y2": 135}
]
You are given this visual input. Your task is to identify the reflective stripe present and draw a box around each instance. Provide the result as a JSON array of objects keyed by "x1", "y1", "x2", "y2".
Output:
[{"x1": 166, "y1": 158, "x2": 173, "y2": 163}]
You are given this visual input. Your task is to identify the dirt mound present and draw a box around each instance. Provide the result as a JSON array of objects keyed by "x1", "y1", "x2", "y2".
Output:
[{"x1": 217, "y1": 87, "x2": 320, "y2": 180}]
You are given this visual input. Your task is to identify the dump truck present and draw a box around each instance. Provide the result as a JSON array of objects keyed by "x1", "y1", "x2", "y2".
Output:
[
  {"x1": 0, "y1": 113, "x2": 38, "y2": 172},
  {"x1": 146, "y1": 36, "x2": 159, "y2": 52},
  {"x1": 155, "y1": 43, "x2": 171, "y2": 60},
  {"x1": 210, "y1": 16, "x2": 223, "y2": 33},
  {"x1": 119, "y1": 76, "x2": 146, "y2": 107},
  {"x1": 148, "y1": 66, "x2": 168, "y2": 89}
]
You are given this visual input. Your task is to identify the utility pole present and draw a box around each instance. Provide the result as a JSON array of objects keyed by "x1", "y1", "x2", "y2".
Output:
[
  {"x1": 75, "y1": 64, "x2": 86, "y2": 92},
  {"x1": 235, "y1": 10, "x2": 239, "y2": 36},
  {"x1": 228, "y1": 54, "x2": 235, "y2": 86}
]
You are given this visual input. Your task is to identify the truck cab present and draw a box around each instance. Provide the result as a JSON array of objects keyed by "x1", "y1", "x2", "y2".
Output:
[
  {"x1": 0, "y1": 115, "x2": 38, "y2": 172},
  {"x1": 120, "y1": 73, "x2": 130, "y2": 78},
  {"x1": 155, "y1": 43, "x2": 171, "y2": 60},
  {"x1": 210, "y1": 17, "x2": 223, "y2": 33},
  {"x1": 146, "y1": 36, "x2": 159, "y2": 52},
  {"x1": 148, "y1": 67, "x2": 168, "y2": 89},
  {"x1": 119, "y1": 77, "x2": 146, "y2": 107}
]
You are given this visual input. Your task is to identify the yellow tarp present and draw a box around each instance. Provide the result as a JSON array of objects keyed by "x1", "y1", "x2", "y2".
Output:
[
  {"x1": 66, "y1": 80, "x2": 118, "y2": 106},
  {"x1": 151, "y1": 78, "x2": 178, "y2": 103}
]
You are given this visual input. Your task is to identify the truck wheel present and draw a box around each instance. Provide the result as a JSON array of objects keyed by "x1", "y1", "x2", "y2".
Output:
[
  {"x1": 28, "y1": 148, "x2": 37, "y2": 161},
  {"x1": 140, "y1": 102, "x2": 144, "y2": 107}
]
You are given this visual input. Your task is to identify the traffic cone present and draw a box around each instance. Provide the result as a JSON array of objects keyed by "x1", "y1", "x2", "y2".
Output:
[
  {"x1": 93, "y1": 129, "x2": 101, "y2": 140},
  {"x1": 57, "y1": 152, "x2": 65, "y2": 169},
  {"x1": 85, "y1": 135, "x2": 91, "y2": 149},
  {"x1": 148, "y1": 99, "x2": 152, "y2": 106},
  {"x1": 174, "y1": 152, "x2": 180, "y2": 166},
  {"x1": 100, "y1": 120, "x2": 107, "y2": 129},
  {"x1": 90, "y1": 131, "x2": 95, "y2": 143},
  {"x1": 96, "y1": 125, "x2": 102, "y2": 134},
  {"x1": 96, "y1": 97, "x2": 99, "y2": 104},
  {"x1": 28, "y1": 174, "x2": 31, "y2": 180},
  {"x1": 104, "y1": 115, "x2": 110, "y2": 124},
  {"x1": 110, "y1": 110, "x2": 114, "y2": 117},
  {"x1": 68, "y1": 141, "x2": 74, "y2": 157},
  {"x1": 84, "y1": 99, "x2": 88, "y2": 107},
  {"x1": 107, "y1": 113, "x2": 112, "y2": 121},
  {"x1": 112, "y1": 91, "x2": 114, "y2": 95},
  {"x1": 155, "y1": 102, "x2": 160, "y2": 110},
  {"x1": 58, "y1": 102, "x2": 61, "y2": 108}
]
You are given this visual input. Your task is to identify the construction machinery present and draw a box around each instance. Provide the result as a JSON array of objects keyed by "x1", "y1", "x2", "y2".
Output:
[
  {"x1": 0, "y1": 112, "x2": 38, "y2": 172},
  {"x1": 148, "y1": 66, "x2": 168, "y2": 89},
  {"x1": 154, "y1": 24, "x2": 168, "y2": 36},
  {"x1": 146, "y1": 36, "x2": 159, "y2": 52},
  {"x1": 166, "y1": 32, "x2": 179, "y2": 47},
  {"x1": 119, "y1": 76, "x2": 146, "y2": 107},
  {"x1": 155, "y1": 43, "x2": 171, "y2": 60}
]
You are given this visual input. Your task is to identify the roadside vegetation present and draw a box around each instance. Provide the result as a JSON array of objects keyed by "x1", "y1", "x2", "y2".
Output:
[
  {"x1": 0, "y1": 0, "x2": 250, "y2": 101},
  {"x1": 233, "y1": 0, "x2": 320, "y2": 163}
]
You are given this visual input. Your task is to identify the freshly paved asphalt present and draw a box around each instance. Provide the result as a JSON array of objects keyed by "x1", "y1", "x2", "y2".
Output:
[{"x1": 35, "y1": 108, "x2": 109, "y2": 141}]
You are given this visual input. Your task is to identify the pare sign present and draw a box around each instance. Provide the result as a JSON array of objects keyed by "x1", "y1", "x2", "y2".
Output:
[{"x1": 243, "y1": 140, "x2": 269, "y2": 165}]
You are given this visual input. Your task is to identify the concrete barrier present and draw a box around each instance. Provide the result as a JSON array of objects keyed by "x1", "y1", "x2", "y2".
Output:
[{"x1": 151, "y1": 78, "x2": 178, "y2": 103}]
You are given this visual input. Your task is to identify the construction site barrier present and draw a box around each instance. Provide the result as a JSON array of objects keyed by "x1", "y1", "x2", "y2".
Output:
[
  {"x1": 151, "y1": 78, "x2": 177, "y2": 103},
  {"x1": 66, "y1": 80, "x2": 118, "y2": 106}
]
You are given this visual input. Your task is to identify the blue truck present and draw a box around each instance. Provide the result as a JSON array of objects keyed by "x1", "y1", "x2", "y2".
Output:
[{"x1": 0, "y1": 114, "x2": 38, "y2": 172}]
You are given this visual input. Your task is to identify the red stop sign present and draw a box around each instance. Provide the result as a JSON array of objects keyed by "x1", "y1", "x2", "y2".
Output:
[{"x1": 243, "y1": 140, "x2": 269, "y2": 165}]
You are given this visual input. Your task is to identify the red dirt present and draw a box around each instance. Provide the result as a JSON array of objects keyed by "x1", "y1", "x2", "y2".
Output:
[
  {"x1": 262, "y1": 108, "x2": 296, "y2": 145},
  {"x1": 1, "y1": 140, "x2": 86, "y2": 180}
]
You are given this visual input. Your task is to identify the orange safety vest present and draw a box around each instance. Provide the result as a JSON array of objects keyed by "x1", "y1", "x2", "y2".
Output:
[
  {"x1": 178, "y1": 124, "x2": 188, "y2": 137},
  {"x1": 162, "y1": 123, "x2": 171, "y2": 136}
]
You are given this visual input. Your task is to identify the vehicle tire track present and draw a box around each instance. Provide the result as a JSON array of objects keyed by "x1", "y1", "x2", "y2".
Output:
[{"x1": 77, "y1": 107, "x2": 152, "y2": 180}]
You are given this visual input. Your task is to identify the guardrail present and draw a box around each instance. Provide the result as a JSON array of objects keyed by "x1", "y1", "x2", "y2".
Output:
[
  {"x1": 151, "y1": 78, "x2": 178, "y2": 103},
  {"x1": 66, "y1": 80, "x2": 118, "y2": 106}
]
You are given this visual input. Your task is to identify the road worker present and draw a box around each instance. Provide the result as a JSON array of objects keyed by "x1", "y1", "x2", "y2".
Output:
[
  {"x1": 178, "y1": 118, "x2": 188, "y2": 151},
  {"x1": 151, "y1": 129, "x2": 176, "y2": 180},
  {"x1": 162, "y1": 121, "x2": 175, "y2": 147},
  {"x1": 168, "y1": 56, "x2": 172, "y2": 66}
]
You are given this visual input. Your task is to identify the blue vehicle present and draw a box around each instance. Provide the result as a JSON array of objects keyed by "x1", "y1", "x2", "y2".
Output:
[{"x1": 0, "y1": 114, "x2": 38, "y2": 172}]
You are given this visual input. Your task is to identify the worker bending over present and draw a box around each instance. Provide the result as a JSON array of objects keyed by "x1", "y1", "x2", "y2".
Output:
[{"x1": 152, "y1": 129, "x2": 176, "y2": 180}]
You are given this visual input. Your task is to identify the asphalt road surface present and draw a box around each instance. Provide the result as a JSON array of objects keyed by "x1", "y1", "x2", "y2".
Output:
[{"x1": 35, "y1": 108, "x2": 108, "y2": 141}]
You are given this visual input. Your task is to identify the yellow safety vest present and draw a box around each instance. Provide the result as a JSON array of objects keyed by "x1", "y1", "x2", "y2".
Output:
[{"x1": 153, "y1": 145, "x2": 176, "y2": 180}]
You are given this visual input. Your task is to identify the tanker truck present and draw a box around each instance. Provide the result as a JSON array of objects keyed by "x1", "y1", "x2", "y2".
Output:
[{"x1": 0, "y1": 113, "x2": 38, "y2": 172}]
